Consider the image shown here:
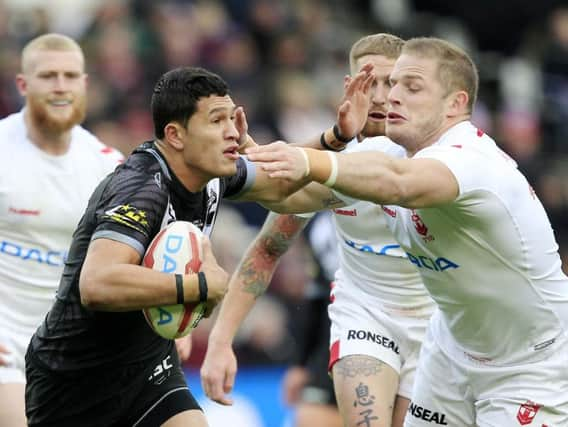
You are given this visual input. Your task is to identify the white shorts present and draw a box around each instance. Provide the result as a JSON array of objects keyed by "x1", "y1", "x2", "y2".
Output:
[
  {"x1": 405, "y1": 325, "x2": 568, "y2": 427},
  {"x1": 0, "y1": 326, "x2": 32, "y2": 384},
  {"x1": 328, "y1": 281, "x2": 432, "y2": 399}
]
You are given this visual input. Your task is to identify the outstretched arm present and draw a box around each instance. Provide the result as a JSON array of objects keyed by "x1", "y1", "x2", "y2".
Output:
[
  {"x1": 246, "y1": 145, "x2": 459, "y2": 209},
  {"x1": 200, "y1": 212, "x2": 310, "y2": 405}
]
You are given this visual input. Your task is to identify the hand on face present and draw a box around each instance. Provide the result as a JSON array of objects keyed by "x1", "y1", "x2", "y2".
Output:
[
  {"x1": 336, "y1": 63, "x2": 375, "y2": 141},
  {"x1": 234, "y1": 106, "x2": 259, "y2": 153},
  {"x1": 245, "y1": 141, "x2": 308, "y2": 180}
]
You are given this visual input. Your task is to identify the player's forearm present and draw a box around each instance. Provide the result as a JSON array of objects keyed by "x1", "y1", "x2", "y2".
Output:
[
  {"x1": 304, "y1": 149, "x2": 407, "y2": 205},
  {"x1": 290, "y1": 126, "x2": 349, "y2": 152},
  {"x1": 80, "y1": 264, "x2": 200, "y2": 311},
  {"x1": 209, "y1": 213, "x2": 308, "y2": 344}
]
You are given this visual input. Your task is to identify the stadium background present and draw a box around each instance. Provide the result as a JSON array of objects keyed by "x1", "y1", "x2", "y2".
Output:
[{"x1": 1, "y1": 0, "x2": 567, "y2": 425}]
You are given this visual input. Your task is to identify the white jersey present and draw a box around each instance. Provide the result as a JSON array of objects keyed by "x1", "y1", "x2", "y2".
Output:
[
  {"x1": 332, "y1": 137, "x2": 433, "y2": 313},
  {"x1": 383, "y1": 121, "x2": 568, "y2": 365},
  {"x1": 0, "y1": 111, "x2": 123, "y2": 332}
]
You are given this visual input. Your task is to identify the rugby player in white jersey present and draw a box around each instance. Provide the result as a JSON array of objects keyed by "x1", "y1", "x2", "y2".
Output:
[
  {"x1": 0, "y1": 33, "x2": 123, "y2": 426},
  {"x1": 245, "y1": 37, "x2": 568, "y2": 426},
  {"x1": 201, "y1": 34, "x2": 435, "y2": 427}
]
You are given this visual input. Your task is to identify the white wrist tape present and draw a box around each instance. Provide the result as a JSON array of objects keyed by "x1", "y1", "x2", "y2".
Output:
[
  {"x1": 323, "y1": 151, "x2": 338, "y2": 187},
  {"x1": 297, "y1": 148, "x2": 310, "y2": 177}
]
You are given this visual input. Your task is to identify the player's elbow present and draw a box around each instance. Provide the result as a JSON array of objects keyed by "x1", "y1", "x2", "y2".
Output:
[{"x1": 79, "y1": 273, "x2": 107, "y2": 310}]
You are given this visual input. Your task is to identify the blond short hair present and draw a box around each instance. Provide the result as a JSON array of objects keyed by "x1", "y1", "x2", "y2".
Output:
[
  {"x1": 349, "y1": 33, "x2": 405, "y2": 74},
  {"x1": 21, "y1": 33, "x2": 84, "y2": 73},
  {"x1": 402, "y1": 37, "x2": 478, "y2": 113}
]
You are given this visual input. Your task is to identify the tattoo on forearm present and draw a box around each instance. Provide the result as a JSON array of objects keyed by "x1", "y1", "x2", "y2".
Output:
[
  {"x1": 334, "y1": 356, "x2": 384, "y2": 378},
  {"x1": 322, "y1": 194, "x2": 344, "y2": 208},
  {"x1": 239, "y1": 214, "x2": 307, "y2": 298}
]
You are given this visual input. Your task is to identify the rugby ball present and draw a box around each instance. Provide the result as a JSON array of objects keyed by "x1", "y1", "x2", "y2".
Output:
[{"x1": 142, "y1": 221, "x2": 208, "y2": 339}]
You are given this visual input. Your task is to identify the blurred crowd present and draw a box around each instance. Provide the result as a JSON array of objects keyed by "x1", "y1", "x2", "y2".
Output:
[{"x1": 1, "y1": 0, "x2": 568, "y2": 367}]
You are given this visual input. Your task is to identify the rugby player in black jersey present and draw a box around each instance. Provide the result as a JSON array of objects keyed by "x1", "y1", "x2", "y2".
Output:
[{"x1": 24, "y1": 67, "x2": 305, "y2": 427}]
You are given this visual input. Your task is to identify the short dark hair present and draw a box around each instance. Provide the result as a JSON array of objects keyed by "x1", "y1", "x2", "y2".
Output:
[{"x1": 151, "y1": 67, "x2": 229, "y2": 139}]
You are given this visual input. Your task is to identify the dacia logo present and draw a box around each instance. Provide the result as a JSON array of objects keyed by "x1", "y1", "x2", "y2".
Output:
[{"x1": 406, "y1": 252, "x2": 459, "y2": 271}]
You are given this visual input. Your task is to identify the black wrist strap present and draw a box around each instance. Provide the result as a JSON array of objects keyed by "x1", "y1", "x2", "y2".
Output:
[
  {"x1": 320, "y1": 132, "x2": 336, "y2": 151},
  {"x1": 175, "y1": 274, "x2": 184, "y2": 304},
  {"x1": 332, "y1": 124, "x2": 352, "y2": 143},
  {"x1": 197, "y1": 272, "x2": 208, "y2": 303}
]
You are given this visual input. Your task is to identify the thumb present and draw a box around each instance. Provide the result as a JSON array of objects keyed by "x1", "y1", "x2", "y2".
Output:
[
  {"x1": 338, "y1": 100, "x2": 351, "y2": 119},
  {"x1": 224, "y1": 370, "x2": 235, "y2": 394},
  {"x1": 200, "y1": 236, "x2": 218, "y2": 272}
]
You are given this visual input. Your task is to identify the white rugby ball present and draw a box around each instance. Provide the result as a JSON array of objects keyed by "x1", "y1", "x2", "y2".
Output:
[{"x1": 142, "y1": 221, "x2": 208, "y2": 339}]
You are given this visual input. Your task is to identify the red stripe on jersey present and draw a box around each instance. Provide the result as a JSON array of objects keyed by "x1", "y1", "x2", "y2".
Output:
[
  {"x1": 328, "y1": 340, "x2": 340, "y2": 371},
  {"x1": 477, "y1": 128, "x2": 484, "y2": 137}
]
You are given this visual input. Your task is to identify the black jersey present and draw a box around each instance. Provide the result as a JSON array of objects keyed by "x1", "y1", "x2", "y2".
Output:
[{"x1": 28, "y1": 141, "x2": 254, "y2": 373}]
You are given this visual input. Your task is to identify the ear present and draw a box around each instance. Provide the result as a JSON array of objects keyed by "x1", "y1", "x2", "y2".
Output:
[
  {"x1": 163, "y1": 122, "x2": 186, "y2": 151},
  {"x1": 446, "y1": 90, "x2": 469, "y2": 118},
  {"x1": 15, "y1": 74, "x2": 27, "y2": 97}
]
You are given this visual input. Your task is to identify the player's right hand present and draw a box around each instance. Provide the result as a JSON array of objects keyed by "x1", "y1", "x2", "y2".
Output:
[
  {"x1": 199, "y1": 236, "x2": 229, "y2": 310},
  {"x1": 200, "y1": 339, "x2": 237, "y2": 406}
]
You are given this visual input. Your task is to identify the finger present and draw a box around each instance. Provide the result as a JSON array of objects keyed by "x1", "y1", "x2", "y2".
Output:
[
  {"x1": 200, "y1": 371, "x2": 212, "y2": 399},
  {"x1": 267, "y1": 170, "x2": 294, "y2": 179},
  {"x1": 209, "y1": 373, "x2": 230, "y2": 405},
  {"x1": 203, "y1": 302, "x2": 214, "y2": 318},
  {"x1": 361, "y1": 71, "x2": 375, "y2": 93},
  {"x1": 200, "y1": 236, "x2": 213, "y2": 262},
  {"x1": 246, "y1": 151, "x2": 287, "y2": 163},
  {"x1": 260, "y1": 161, "x2": 295, "y2": 172},
  {"x1": 360, "y1": 62, "x2": 374, "y2": 74},
  {"x1": 224, "y1": 367, "x2": 235, "y2": 392},
  {"x1": 235, "y1": 107, "x2": 248, "y2": 142},
  {"x1": 244, "y1": 141, "x2": 285, "y2": 155}
]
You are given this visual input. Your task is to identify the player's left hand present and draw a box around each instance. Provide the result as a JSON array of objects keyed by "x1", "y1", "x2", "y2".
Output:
[
  {"x1": 235, "y1": 106, "x2": 257, "y2": 153},
  {"x1": 245, "y1": 141, "x2": 308, "y2": 180},
  {"x1": 175, "y1": 335, "x2": 192, "y2": 362},
  {"x1": 337, "y1": 63, "x2": 375, "y2": 139}
]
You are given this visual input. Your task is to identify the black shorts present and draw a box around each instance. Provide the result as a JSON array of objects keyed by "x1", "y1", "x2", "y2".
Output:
[{"x1": 25, "y1": 346, "x2": 201, "y2": 427}]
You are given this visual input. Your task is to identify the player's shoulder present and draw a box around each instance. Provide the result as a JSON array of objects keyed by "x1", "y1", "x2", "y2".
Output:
[
  {"x1": 71, "y1": 125, "x2": 124, "y2": 164},
  {"x1": 109, "y1": 143, "x2": 170, "y2": 194},
  {"x1": 433, "y1": 121, "x2": 498, "y2": 151},
  {"x1": 0, "y1": 111, "x2": 25, "y2": 143},
  {"x1": 346, "y1": 136, "x2": 406, "y2": 158},
  {"x1": 419, "y1": 121, "x2": 512, "y2": 165}
]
